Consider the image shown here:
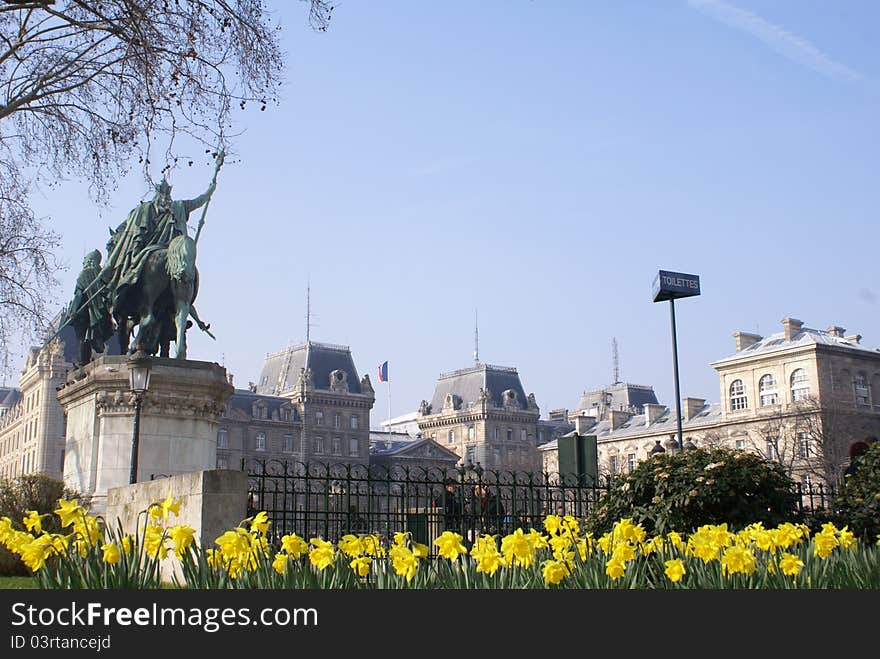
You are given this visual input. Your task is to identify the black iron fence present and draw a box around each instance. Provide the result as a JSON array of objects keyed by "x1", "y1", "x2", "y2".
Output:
[
  {"x1": 242, "y1": 460, "x2": 841, "y2": 555},
  {"x1": 243, "y1": 459, "x2": 610, "y2": 554}
]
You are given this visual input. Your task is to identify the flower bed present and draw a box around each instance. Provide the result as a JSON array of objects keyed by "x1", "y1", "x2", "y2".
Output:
[{"x1": 2, "y1": 499, "x2": 879, "y2": 589}]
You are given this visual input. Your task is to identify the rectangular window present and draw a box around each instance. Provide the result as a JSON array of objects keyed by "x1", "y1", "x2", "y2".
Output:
[
  {"x1": 316, "y1": 411, "x2": 324, "y2": 426},
  {"x1": 507, "y1": 428, "x2": 513, "y2": 442},
  {"x1": 332, "y1": 437, "x2": 342, "y2": 455},
  {"x1": 760, "y1": 392, "x2": 778, "y2": 407},
  {"x1": 493, "y1": 448, "x2": 502, "y2": 465},
  {"x1": 217, "y1": 428, "x2": 228, "y2": 449},
  {"x1": 735, "y1": 439, "x2": 745, "y2": 450},
  {"x1": 609, "y1": 455, "x2": 619, "y2": 474},
  {"x1": 493, "y1": 428, "x2": 499, "y2": 441},
  {"x1": 283, "y1": 433, "x2": 294, "y2": 453},
  {"x1": 334, "y1": 413, "x2": 341, "y2": 429},
  {"x1": 255, "y1": 432, "x2": 266, "y2": 451},
  {"x1": 313, "y1": 437, "x2": 325, "y2": 454},
  {"x1": 449, "y1": 429, "x2": 455, "y2": 445},
  {"x1": 350, "y1": 415, "x2": 359, "y2": 430},
  {"x1": 466, "y1": 447, "x2": 475, "y2": 464},
  {"x1": 520, "y1": 429, "x2": 527, "y2": 443},
  {"x1": 627, "y1": 453, "x2": 636, "y2": 472},
  {"x1": 349, "y1": 438, "x2": 360, "y2": 456},
  {"x1": 797, "y1": 432, "x2": 810, "y2": 459},
  {"x1": 468, "y1": 426, "x2": 474, "y2": 441},
  {"x1": 766, "y1": 440, "x2": 777, "y2": 460}
]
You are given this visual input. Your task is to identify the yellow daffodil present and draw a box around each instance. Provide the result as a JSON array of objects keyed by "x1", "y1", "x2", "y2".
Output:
[
  {"x1": 145, "y1": 524, "x2": 167, "y2": 559},
  {"x1": 54, "y1": 499, "x2": 83, "y2": 528},
  {"x1": 543, "y1": 515, "x2": 563, "y2": 536},
  {"x1": 22, "y1": 510, "x2": 43, "y2": 534},
  {"x1": 168, "y1": 525, "x2": 196, "y2": 559},
  {"x1": 309, "y1": 539, "x2": 335, "y2": 571},
  {"x1": 101, "y1": 542, "x2": 121, "y2": 565},
  {"x1": 250, "y1": 511, "x2": 270, "y2": 536},
  {"x1": 542, "y1": 559, "x2": 570, "y2": 585},
  {"x1": 272, "y1": 552, "x2": 289, "y2": 575},
  {"x1": 350, "y1": 556, "x2": 372, "y2": 577},
  {"x1": 281, "y1": 533, "x2": 309, "y2": 558},
  {"x1": 837, "y1": 526, "x2": 856, "y2": 551},
  {"x1": 19, "y1": 536, "x2": 53, "y2": 572},
  {"x1": 388, "y1": 545, "x2": 418, "y2": 581},
  {"x1": 434, "y1": 531, "x2": 467, "y2": 561},
  {"x1": 720, "y1": 546, "x2": 756, "y2": 576},
  {"x1": 412, "y1": 542, "x2": 429, "y2": 559},
  {"x1": 605, "y1": 557, "x2": 626, "y2": 580},
  {"x1": 338, "y1": 534, "x2": 364, "y2": 558},
  {"x1": 150, "y1": 494, "x2": 181, "y2": 521},
  {"x1": 664, "y1": 558, "x2": 686, "y2": 583},
  {"x1": 813, "y1": 531, "x2": 838, "y2": 559},
  {"x1": 0, "y1": 516, "x2": 13, "y2": 543},
  {"x1": 779, "y1": 552, "x2": 804, "y2": 576},
  {"x1": 501, "y1": 529, "x2": 536, "y2": 568},
  {"x1": 121, "y1": 535, "x2": 133, "y2": 554}
]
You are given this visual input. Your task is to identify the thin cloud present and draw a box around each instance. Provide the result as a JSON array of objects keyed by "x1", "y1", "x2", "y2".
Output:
[{"x1": 688, "y1": 0, "x2": 863, "y2": 83}]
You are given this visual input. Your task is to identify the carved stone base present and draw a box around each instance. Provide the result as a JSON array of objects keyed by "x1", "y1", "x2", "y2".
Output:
[{"x1": 58, "y1": 355, "x2": 233, "y2": 512}]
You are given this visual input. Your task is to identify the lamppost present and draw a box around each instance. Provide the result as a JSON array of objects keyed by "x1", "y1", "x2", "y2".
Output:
[
  {"x1": 652, "y1": 270, "x2": 701, "y2": 451},
  {"x1": 128, "y1": 350, "x2": 152, "y2": 484}
]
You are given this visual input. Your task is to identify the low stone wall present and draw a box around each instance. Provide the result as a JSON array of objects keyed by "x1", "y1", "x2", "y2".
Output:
[{"x1": 105, "y1": 469, "x2": 248, "y2": 582}]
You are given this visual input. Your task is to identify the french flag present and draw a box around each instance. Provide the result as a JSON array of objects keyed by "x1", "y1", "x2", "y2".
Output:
[{"x1": 378, "y1": 361, "x2": 388, "y2": 382}]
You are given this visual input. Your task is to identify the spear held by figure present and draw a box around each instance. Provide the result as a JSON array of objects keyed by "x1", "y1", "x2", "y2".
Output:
[{"x1": 195, "y1": 149, "x2": 225, "y2": 244}]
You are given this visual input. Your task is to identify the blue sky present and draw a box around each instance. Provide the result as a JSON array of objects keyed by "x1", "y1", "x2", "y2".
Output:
[{"x1": 17, "y1": 1, "x2": 880, "y2": 427}]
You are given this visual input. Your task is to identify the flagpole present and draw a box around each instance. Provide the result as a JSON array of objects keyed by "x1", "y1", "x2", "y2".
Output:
[{"x1": 386, "y1": 364, "x2": 391, "y2": 440}]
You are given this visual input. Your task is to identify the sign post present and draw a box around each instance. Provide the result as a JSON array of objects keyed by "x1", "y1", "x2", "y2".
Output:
[{"x1": 652, "y1": 270, "x2": 701, "y2": 452}]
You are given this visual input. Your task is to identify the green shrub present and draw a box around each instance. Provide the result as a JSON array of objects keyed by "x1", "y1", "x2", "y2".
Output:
[
  {"x1": 585, "y1": 448, "x2": 798, "y2": 536},
  {"x1": 834, "y1": 443, "x2": 880, "y2": 543},
  {"x1": 0, "y1": 473, "x2": 89, "y2": 576}
]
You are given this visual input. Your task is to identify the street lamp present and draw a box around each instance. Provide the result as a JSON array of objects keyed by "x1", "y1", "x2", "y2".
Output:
[{"x1": 128, "y1": 350, "x2": 152, "y2": 484}]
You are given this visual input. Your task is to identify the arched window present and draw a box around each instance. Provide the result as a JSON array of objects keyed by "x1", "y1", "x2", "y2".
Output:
[
  {"x1": 790, "y1": 369, "x2": 810, "y2": 402},
  {"x1": 759, "y1": 374, "x2": 778, "y2": 407},
  {"x1": 255, "y1": 432, "x2": 266, "y2": 451},
  {"x1": 729, "y1": 380, "x2": 748, "y2": 411},
  {"x1": 854, "y1": 371, "x2": 869, "y2": 406}
]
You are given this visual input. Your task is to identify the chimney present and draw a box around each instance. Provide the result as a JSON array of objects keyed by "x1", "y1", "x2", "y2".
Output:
[
  {"x1": 608, "y1": 409, "x2": 633, "y2": 431},
  {"x1": 683, "y1": 397, "x2": 706, "y2": 421},
  {"x1": 826, "y1": 326, "x2": 845, "y2": 338},
  {"x1": 574, "y1": 414, "x2": 595, "y2": 436},
  {"x1": 844, "y1": 334, "x2": 862, "y2": 345},
  {"x1": 643, "y1": 403, "x2": 667, "y2": 426},
  {"x1": 733, "y1": 332, "x2": 762, "y2": 352},
  {"x1": 781, "y1": 318, "x2": 803, "y2": 341}
]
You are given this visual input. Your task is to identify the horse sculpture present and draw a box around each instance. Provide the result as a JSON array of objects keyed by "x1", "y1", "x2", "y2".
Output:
[{"x1": 115, "y1": 234, "x2": 199, "y2": 359}]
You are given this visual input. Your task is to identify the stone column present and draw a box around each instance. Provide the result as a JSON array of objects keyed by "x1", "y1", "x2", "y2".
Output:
[{"x1": 58, "y1": 355, "x2": 233, "y2": 513}]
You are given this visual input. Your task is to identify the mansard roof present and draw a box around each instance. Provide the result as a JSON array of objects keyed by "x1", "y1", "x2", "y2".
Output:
[
  {"x1": 427, "y1": 362, "x2": 531, "y2": 413},
  {"x1": 255, "y1": 341, "x2": 362, "y2": 395},
  {"x1": 227, "y1": 389, "x2": 299, "y2": 421},
  {"x1": 0, "y1": 387, "x2": 21, "y2": 409},
  {"x1": 577, "y1": 381, "x2": 659, "y2": 414},
  {"x1": 713, "y1": 326, "x2": 880, "y2": 365}
]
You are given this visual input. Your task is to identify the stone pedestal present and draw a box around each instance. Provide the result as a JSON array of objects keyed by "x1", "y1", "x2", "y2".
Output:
[{"x1": 58, "y1": 355, "x2": 233, "y2": 512}]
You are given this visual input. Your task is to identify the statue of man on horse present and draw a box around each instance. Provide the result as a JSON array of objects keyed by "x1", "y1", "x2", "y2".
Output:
[{"x1": 55, "y1": 152, "x2": 223, "y2": 363}]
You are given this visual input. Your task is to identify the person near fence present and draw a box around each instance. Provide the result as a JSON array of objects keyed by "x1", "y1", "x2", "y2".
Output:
[
  {"x1": 473, "y1": 484, "x2": 505, "y2": 535},
  {"x1": 432, "y1": 478, "x2": 463, "y2": 531}
]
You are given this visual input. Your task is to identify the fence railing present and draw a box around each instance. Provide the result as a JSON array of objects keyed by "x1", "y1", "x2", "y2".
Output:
[
  {"x1": 243, "y1": 460, "x2": 840, "y2": 556},
  {"x1": 243, "y1": 459, "x2": 611, "y2": 555}
]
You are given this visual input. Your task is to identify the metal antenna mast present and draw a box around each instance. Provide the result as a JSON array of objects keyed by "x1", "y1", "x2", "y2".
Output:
[{"x1": 612, "y1": 337, "x2": 620, "y2": 384}]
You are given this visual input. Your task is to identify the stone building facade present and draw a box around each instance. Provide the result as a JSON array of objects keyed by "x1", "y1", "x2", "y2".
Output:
[
  {"x1": 219, "y1": 341, "x2": 376, "y2": 470},
  {"x1": 416, "y1": 363, "x2": 542, "y2": 472},
  {"x1": 0, "y1": 326, "x2": 107, "y2": 481},
  {"x1": 540, "y1": 318, "x2": 880, "y2": 485}
]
